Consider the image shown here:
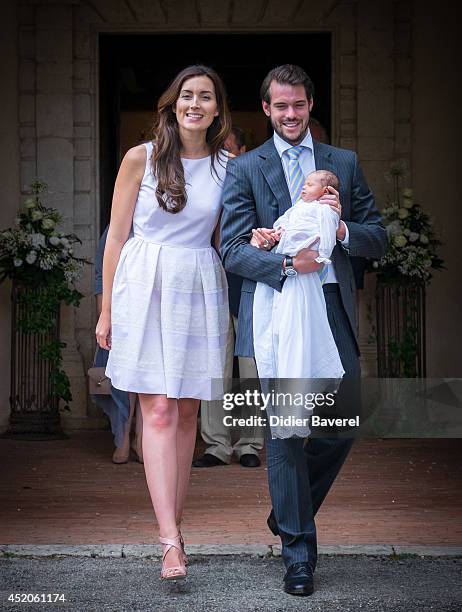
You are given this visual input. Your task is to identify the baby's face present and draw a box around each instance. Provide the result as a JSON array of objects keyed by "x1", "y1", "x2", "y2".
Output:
[{"x1": 300, "y1": 177, "x2": 326, "y2": 202}]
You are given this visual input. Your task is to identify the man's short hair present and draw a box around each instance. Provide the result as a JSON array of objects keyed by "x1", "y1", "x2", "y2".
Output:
[
  {"x1": 231, "y1": 125, "x2": 246, "y2": 149},
  {"x1": 260, "y1": 64, "x2": 315, "y2": 103},
  {"x1": 309, "y1": 170, "x2": 340, "y2": 191}
]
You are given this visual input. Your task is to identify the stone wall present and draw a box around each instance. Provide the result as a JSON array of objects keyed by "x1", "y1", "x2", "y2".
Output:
[
  {"x1": 0, "y1": 0, "x2": 20, "y2": 431},
  {"x1": 16, "y1": 1, "x2": 102, "y2": 430},
  {"x1": 412, "y1": 2, "x2": 462, "y2": 376}
]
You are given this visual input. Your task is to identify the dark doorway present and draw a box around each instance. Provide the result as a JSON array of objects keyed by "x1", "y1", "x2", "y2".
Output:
[{"x1": 99, "y1": 32, "x2": 331, "y2": 229}]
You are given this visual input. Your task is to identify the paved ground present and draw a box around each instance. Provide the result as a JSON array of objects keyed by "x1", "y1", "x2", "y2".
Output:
[
  {"x1": 1, "y1": 555, "x2": 461, "y2": 611},
  {"x1": 1, "y1": 435, "x2": 461, "y2": 547}
]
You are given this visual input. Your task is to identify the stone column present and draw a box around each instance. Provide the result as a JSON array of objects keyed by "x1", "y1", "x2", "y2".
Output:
[
  {"x1": 33, "y1": 3, "x2": 88, "y2": 429},
  {"x1": 393, "y1": 1, "x2": 412, "y2": 169},
  {"x1": 335, "y1": 1, "x2": 358, "y2": 151},
  {"x1": 73, "y1": 3, "x2": 105, "y2": 426},
  {"x1": 0, "y1": 0, "x2": 20, "y2": 431},
  {"x1": 356, "y1": 0, "x2": 395, "y2": 376}
]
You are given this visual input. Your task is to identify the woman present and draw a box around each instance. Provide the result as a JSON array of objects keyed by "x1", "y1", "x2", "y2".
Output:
[{"x1": 96, "y1": 65, "x2": 231, "y2": 580}]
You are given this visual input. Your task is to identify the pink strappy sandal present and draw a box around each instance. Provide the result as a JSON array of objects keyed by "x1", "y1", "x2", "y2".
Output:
[
  {"x1": 159, "y1": 535, "x2": 187, "y2": 580},
  {"x1": 179, "y1": 531, "x2": 188, "y2": 565}
]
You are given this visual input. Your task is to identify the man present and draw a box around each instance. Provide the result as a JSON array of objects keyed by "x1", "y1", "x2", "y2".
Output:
[
  {"x1": 194, "y1": 126, "x2": 265, "y2": 469},
  {"x1": 220, "y1": 65, "x2": 387, "y2": 596},
  {"x1": 224, "y1": 124, "x2": 247, "y2": 157}
]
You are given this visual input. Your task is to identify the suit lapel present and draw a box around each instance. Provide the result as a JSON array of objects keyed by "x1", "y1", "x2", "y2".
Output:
[
  {"x1": 258, "y1": 140, "x2": 292, "y2": 218},
  {"x1": 313, "y1": 140, "x2": 336, "y2": 173},
  {"x1": 258, "y1": 139, "x2": 336, "y2": 218}
]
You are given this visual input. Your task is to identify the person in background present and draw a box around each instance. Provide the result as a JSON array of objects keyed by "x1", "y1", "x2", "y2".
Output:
[
  {"x1": 193, "y1": 125, "x2": 264, "y2": 469},
  {"x1": 307, "y1": 116, "x2": 328, "y2": 145},
  {"x1": 224, "y1": 124, "x2": 246, "y2": 156},
  {"x1": 93, "y1": 226, "x2": 143, "y2": 464}
]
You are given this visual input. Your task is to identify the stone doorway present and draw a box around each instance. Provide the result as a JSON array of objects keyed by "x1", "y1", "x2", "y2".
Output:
[{"x1": 98, "y1": 32, "x2": 331, "y2": 228}]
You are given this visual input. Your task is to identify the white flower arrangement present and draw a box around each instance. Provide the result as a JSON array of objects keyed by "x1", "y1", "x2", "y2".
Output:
[
  {"x1": 371, "y1": 163, "x2": 444, "y2": 284},
  {"x1": 0, "y1": 180, "x2": 87, "y2": 284},
  {"x1": 0, "y1": 180, "x2": 89, "y2": 410}
]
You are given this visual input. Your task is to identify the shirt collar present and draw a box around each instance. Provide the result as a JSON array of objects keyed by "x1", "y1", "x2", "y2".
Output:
[{"x1": 273, "y1": 129, "x2": 313, "y2": 159}]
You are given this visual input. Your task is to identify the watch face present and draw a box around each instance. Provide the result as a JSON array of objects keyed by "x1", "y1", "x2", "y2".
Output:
[{"x1": 285, "y1": 267, "x2": 297, "y2": 277}]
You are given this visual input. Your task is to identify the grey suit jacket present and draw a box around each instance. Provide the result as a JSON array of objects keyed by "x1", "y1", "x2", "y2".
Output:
[{"x1": 220, "y1": 137, "x2": 388, "y2": 357}]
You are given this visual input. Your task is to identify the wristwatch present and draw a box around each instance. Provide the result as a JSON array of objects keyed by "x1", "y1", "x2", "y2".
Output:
[{"x1": 283, "y1": 256, "x2": 297, "y2": 277}]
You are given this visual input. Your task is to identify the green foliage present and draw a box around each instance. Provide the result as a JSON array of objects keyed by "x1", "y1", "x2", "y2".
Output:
[
  {"x1": 365, "y1": 300, "x2": 377, "y2": 345},
  {"x1": 38, "y1": 340, "x2": 72, "y2": 411},
  {"x1": 387, "y1": 316, "x2": 419, "y2": 377}
]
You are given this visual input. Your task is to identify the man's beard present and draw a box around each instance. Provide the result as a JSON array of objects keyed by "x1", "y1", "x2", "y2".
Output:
[{"x1": 271, "y1": 118, "x2": 309, "y2": 145}]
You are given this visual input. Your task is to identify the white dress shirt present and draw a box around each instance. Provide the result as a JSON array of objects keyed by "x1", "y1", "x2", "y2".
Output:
[{"x1": 273, "y1": 130, "x2": 349, "y2": 284}]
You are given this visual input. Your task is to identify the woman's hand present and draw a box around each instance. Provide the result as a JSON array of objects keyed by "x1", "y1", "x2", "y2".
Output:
[
  {"x1": 96, "y1": 311, "x2": 112, "y2": 350},
  {"x1": 250, "y1": 228, "x2": 282, "y2": 250}
]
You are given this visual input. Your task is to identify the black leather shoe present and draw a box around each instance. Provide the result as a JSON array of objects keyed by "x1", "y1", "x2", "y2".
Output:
[
  {"x1": 192, "y1": 453, "x2": 227, "y2": 468},
  {"x1": 283, "y1": 562, "x2": 314, "y2": 596},
  {"x1": 266, "y1": 509, "x2": 279, "y2": 536},
  {"x1": 239, "y1": 454, "x2": 261, "y2": 468}
]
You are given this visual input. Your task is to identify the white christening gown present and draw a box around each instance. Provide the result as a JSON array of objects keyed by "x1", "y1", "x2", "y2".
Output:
[
  {"x1": 106, "y1": 142, "x2": 229, "y2": 400},
  {"x1": 253, "y1": 199, "x2": 345, "y2": 438}
]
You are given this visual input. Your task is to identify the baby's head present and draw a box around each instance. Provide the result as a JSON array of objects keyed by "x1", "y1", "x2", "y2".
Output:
[{"x1": 300, "y1": 170, "x2": 339, "y2": 202}]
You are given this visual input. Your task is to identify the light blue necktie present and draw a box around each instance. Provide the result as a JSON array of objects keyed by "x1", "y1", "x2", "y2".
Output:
[
  {"x1": 285, "y1": 145, "x2": 329, "y2": 284},
  {"x1": 286, "y1": 145, "x2": 305, "y2": 204}
]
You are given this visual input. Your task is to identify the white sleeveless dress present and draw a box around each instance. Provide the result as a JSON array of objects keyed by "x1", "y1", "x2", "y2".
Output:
[{"x1": 106, "y1": 142, "x2": 229, "y2": 400}]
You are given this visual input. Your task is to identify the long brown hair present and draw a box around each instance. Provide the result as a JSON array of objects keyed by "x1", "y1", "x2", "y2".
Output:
[{"x1": 151, "y1": 65, "x2": 232, "y2": 214}]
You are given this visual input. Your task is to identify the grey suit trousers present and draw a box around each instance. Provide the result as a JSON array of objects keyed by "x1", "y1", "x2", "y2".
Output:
[{"x1": 266, "y1": 284, "x2": 360, "y2": 570}]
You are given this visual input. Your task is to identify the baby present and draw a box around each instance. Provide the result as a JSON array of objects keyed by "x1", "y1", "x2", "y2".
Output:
[
  {"x1": 301, "y1": 169, "x2": 339, "y2": 202},
  {"x1": 252, "y1": 170, "x2": 345, "y2": 438},
  {"x1": 259, "y1": 170, "x2": 341, "y2": 260}
]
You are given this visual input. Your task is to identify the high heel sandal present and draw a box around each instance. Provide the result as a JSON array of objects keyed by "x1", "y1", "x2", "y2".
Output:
[
  {"x1": 159, "y1": 535, "x2": 187, "y2": 580},
  {"x1": 179, "y1": 531, "x2": 188, "y2": 565}
]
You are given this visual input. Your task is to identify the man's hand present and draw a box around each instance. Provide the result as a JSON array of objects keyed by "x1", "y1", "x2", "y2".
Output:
[
  {"x1": 250, "y1": 227, "x2": 281, "y2": 250},
  {"x1": 336, "y1": 221, "x2": 346, "y2": 241},
  {"x1": 292, "y1": 247, "x2": 322, "y2": 274},
  {"x1": 319, "y1": 185, "x2": 346, "y2": 240}
]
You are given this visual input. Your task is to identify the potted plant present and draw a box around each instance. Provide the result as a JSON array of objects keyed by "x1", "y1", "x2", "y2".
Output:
[
  {"x1": 0, "y1": 180, "x2": 87, "y2": 438},
  {"x1": 370, "y1": 162, "x2": 444, "y2": 377}
]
